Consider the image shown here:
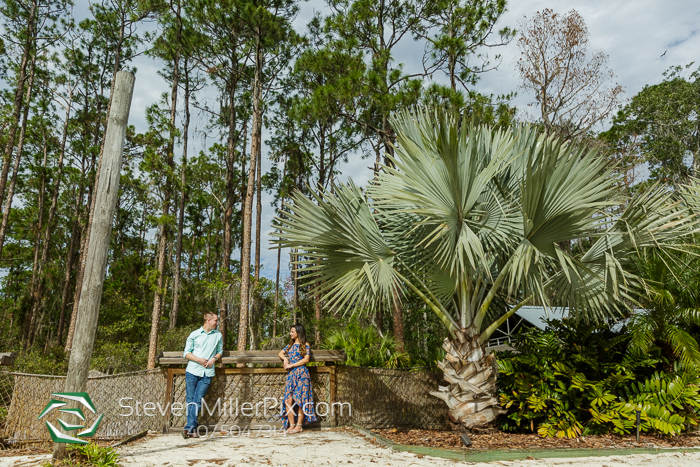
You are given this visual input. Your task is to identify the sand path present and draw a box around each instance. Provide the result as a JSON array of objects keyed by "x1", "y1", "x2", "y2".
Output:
[{"x1": 2, "y1": 430, "x2": 700, "y2": 467}]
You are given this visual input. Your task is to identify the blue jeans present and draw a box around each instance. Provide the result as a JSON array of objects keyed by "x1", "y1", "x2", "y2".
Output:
[{"x1": 185, "y1": 372, "x2": 212, "y2": 433}]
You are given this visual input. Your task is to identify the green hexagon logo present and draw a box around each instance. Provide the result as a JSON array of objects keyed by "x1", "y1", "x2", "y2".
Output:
[{"x1": 38, "y1": 392, "x2": 103, "y2": 444}]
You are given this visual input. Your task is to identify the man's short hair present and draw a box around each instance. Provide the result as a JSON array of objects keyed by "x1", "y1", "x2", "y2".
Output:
[{"x1": 203, "y1": 312, "x2": 217, "y2": 322}]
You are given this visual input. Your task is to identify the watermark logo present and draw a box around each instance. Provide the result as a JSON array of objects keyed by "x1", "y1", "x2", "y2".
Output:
[{"x1": 38, "y1": 392, "x2": 103, "y2": 444}]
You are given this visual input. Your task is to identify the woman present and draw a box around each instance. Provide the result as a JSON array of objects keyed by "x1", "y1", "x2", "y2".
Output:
[{"x1": 278, "y1": 324, "x2": 318, "y2": 433}]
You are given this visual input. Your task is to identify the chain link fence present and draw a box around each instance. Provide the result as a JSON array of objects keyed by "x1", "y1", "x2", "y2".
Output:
[
  {"x1": 169, "y1": 370, "x2": 330, "y2": 428},
  {"x1": 1, "y1": 365, "x2": 449, "y2": 447},
  {"x1": 0, "y1": 370, "x2": 166, "y2": 447},
  {"x1": 337, "y1": 366, "x2": 450, "y2": 430}
]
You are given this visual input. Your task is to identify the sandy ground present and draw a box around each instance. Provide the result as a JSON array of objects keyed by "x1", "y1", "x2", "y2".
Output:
[{"x1": 2, "y1": 430, "x2": 700, "y2": 467}]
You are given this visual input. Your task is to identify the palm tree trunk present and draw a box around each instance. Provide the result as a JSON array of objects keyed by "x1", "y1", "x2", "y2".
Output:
[{"x1": 430, "y1": 328, "x2": 506, "y2": 428}]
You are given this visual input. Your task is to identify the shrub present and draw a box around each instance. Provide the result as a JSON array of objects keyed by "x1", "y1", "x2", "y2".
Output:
[
  {"x1": 497, "y1": 319, "x2": 700, "y2": 437},
  {"x1": 322, "y1": 318, "x2": 410, "y2": 368}
]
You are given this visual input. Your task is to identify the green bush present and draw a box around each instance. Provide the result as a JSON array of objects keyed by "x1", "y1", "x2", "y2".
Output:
[
  {"x1": 14, "y1": 347, "x2": 69, "y2": 375},
  {"x1": 497, "y1": 319, "x2": 700, "y2": 437},
  {"x1": 322, "y1": 318, "x2": 410, "y2": 368}
]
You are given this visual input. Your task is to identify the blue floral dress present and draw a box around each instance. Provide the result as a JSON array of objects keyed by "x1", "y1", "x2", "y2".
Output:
[{"x1": 280, "y1": 343, "x2": 318, "y2": 428}]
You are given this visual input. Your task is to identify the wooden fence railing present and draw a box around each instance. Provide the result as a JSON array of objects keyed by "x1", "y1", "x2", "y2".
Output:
[{"x1": 158, "y1": 350, "x2": 346, "y2": 431}]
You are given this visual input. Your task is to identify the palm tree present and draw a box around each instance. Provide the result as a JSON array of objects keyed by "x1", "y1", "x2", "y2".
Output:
[
  {"x1": 274, "y1": 107, "x2": 699, "y2": 428},
  {"x1": 628, "y1": 249, "x2": 700, "y2": 367}
]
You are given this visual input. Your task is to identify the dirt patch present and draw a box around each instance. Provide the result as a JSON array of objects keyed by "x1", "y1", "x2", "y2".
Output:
[
  {"x1": 0, "y1": 446, "x2": 49, "y2": 458},
  {"x1": 374, "y1": 428, "x2": 700, "y2": 450}
]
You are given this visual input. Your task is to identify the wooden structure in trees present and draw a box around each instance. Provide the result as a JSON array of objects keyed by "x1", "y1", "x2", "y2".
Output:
[{"x1": 0, "y1": 352, "x2": 16, "y2": 366}]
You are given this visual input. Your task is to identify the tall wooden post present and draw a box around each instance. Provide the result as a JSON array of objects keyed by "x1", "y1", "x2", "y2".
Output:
[{"x1": 53, "y1": 71, "x2": 135, "y2": 461}]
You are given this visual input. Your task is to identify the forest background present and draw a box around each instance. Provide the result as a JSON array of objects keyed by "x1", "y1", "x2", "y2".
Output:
[{"x1": 0, "y1": 0, "x2": 699, "y2": 378}]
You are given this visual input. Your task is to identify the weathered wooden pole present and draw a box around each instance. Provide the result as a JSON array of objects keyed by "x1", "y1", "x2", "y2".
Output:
[{"x1": 53, "y1": 70, "x2": 134, "y2": 461}]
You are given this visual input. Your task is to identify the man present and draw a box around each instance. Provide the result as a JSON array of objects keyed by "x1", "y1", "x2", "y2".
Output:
[{"x1": 182, "y1": 312, "x2": 223, "y2": 438}]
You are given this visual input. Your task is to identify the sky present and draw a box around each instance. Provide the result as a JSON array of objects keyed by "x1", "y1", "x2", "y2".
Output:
[{"x1": 120, "y1": 0, "x2": 700, "y2": 283}]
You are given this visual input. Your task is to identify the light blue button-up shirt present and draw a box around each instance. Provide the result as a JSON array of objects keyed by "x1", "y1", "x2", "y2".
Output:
[{"x1": 183, "y1": 327, "x2": 223, "y2": 377}]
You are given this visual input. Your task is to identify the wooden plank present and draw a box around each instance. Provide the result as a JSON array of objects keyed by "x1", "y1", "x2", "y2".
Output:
[
  {"x1": 162, "y1": 350, "x2": 346, "y2": 358},
  {"x1": 328, "y1": 363, "x2": 337, "y2": 427},
  {"x1": 163, "y1": 367, "x2": 174, "y2": 433},
  {"x1": 218, "y1": 366, "x2": 332, "y2": 375},
  {"x1": 159, "y1": 353, "x2": 346, "y2": 365}
]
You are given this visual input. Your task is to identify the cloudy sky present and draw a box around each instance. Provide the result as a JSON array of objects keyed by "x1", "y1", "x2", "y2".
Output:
[{"x1": 123, "y1": 0, "x2": 700, "y2": 283}]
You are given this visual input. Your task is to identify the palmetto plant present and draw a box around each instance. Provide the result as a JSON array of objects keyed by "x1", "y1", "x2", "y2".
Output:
[
  {"x1": 274, "y1": 107, "x2": 700, "y2": 428},
  {"x1": 322, "y1": 319, "x2": 410, "y2": 368},
  {"x1": 627, "y1": 250, "x2": 700, "y2": 367}
]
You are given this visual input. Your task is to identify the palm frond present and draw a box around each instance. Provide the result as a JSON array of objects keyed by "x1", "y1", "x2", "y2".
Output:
[
  {"x1": 273, "y1": 182, "x2": 399, "y2": 312},
  {"x1": 664, "y1": 326, "x2": 700, "y2": 367}
]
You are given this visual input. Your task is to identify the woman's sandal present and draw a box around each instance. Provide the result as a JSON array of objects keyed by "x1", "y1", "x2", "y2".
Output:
[
  {"x1": 286, "y1": 424, "x2": 297, "y2": 434},
  {"x1": 290, "y1": 424, "x2": 303, "y2": 434}
]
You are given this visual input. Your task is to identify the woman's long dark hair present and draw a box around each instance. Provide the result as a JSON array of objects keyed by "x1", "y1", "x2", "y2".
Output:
[{"x1": 286, "y1": 324, "x2": 308, "y2": 357}]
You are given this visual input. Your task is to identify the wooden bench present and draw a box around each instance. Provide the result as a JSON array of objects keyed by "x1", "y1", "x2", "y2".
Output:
[
  {"x1": 0, "y1": 352, "x2": 16, "y2": 366},
  {"x1": 157, "y1": 349, "x2": 346, "y2": 366}
]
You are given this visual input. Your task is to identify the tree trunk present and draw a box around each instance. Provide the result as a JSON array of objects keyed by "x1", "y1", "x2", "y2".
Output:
[
  {"x1": 170, "y1": 58, "x2": 191, "y2": 330},
  {"x1": 0, "y1": 2, "x2": 37, "y2": 209},
  {"x1": 238, "y1": 39, "x2": 263, "y2": 353},
  {"x1": 147, "y1": 221, "x2": 169, "y2": 369},
  {"x1": 26, "y1": 122, "x2": 50, "y2": 349},
  {"x1": 314, "y1": 292, "x2": 322, "y2": 347},
  {"x1": 220, "y1": 51, "x2": 241, "y2": 347},
  {"x1": 392, "y1": 290, "x2": 405, "y2": 353},
  {"x1": 29, "y1": 82, "x2": 74, "y2": 348},
  {"x1": 2, "y1": 45, "x2": 35, "y2": 264},
  {"x1": 65, "y1": 147, "x2": 99, "y2": 353},
  {"x1": 53, "y1": 71, "x2": 134, "y2": 461},
  {"x1": 254, "y1": 136, "x2": 262, "y2": 283},
  {"x1": 57, "y1": 198, "x2": 82, "y2": 346},
  {"x1": 251, "y1": 133, "x2": 263, "y2": 347},
  {"x1": 273, "y1": 156, "x2": 287, "y2": 338},
  {"x1": 430, "y1": 328, "x2": 506, "y2": 428},
  {"x1": 0, "y1": 53, "x2": 37, "y2": 260},
  {"x1": 274, "y1": 200, "x2": 285, "y2": 339},
  {"x1": 292, "y1": 248, "x2": 298, "y2": 323},
  {"x1": 273, "y1": 242, "x2": 281, "y2": 338},
  {"x1": 147, "y1": 43, "x2": 180, "y2": 369},
  {"x1": 65, "y1": 214, "x2": 90, "y2": 353},
  {"x1": 65, "y1": 20, "x2": 125, "y2": 355}
]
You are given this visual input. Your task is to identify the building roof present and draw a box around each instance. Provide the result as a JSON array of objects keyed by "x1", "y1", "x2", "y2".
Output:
[
  {"x1": 514, "y1": 306, "x2": 568, "y2": 330},
  {"x1": 513, "y1": 306, "x2": 637, "y2": 331}
]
